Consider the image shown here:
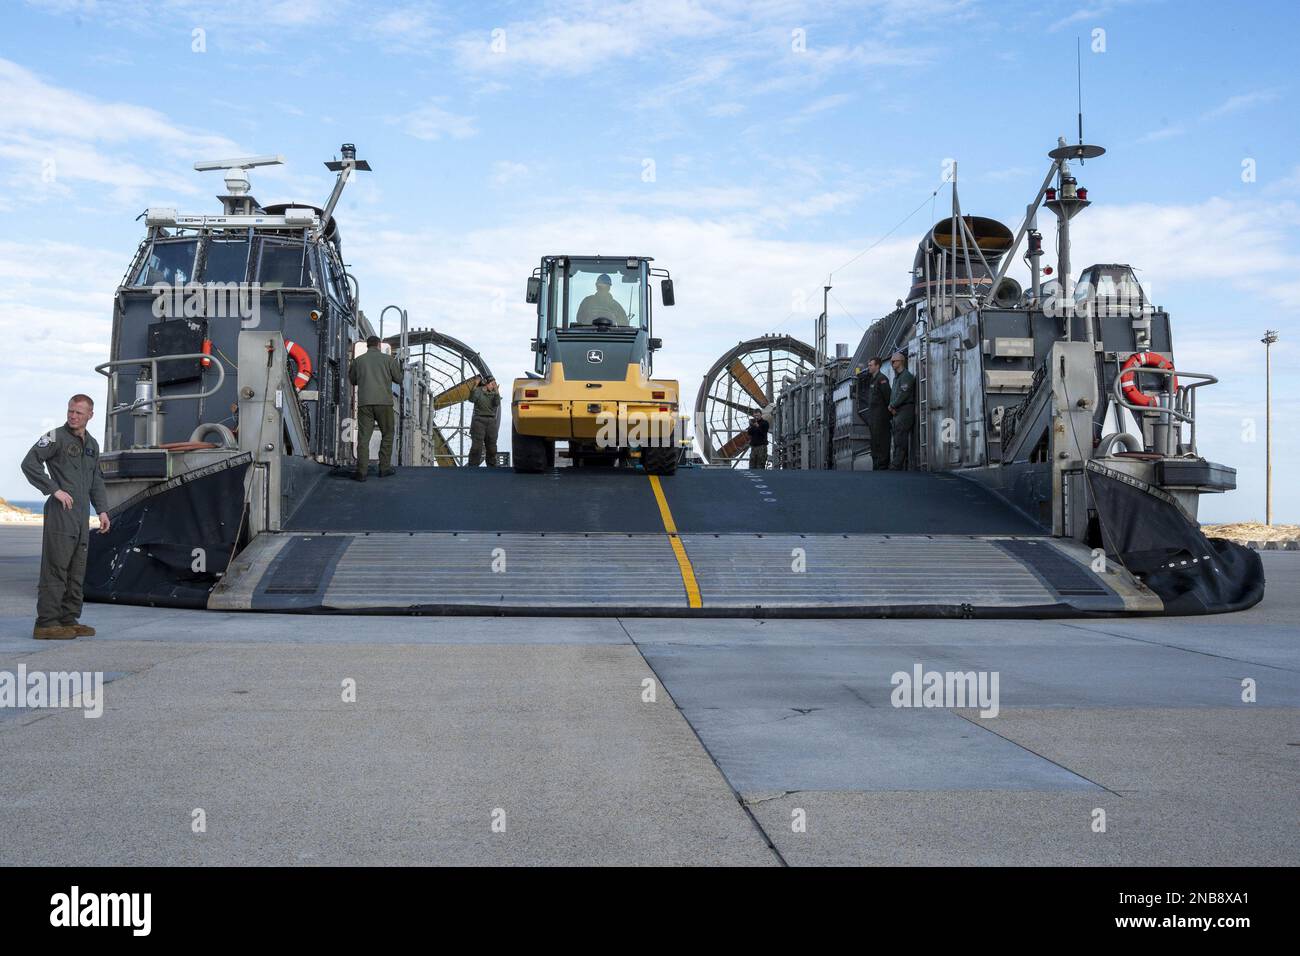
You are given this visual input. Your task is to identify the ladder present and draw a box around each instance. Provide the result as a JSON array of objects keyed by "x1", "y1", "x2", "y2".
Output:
[{"x1": 916, "y1": 310, "x2": 930, "y2": 471}]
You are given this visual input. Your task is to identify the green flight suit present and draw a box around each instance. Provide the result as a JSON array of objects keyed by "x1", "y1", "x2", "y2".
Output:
[
  {"x1": 747, "y1": 419, "x2": 769, "y2": 470},
  {"x1": 468, "y1": 384, "x2": 501, "y2": 467},
  {"x1": 21, "y1": 425, "x2": 109, "y2": 628},
  {"x1": 889, "y1": 367, "x2": 917, "y2": 471},
  {"x1": 858, "y1": 370, "x2": 892, "y2": 470},
  {"x1": 349, "y1": 345, "x2": 402, "y2": 476}
]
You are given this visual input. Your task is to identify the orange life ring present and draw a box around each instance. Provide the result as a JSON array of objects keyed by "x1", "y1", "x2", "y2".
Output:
[
  {"x1": 1119, "y1": 351, "x2": 1176, "y2": 407},
  {"x1": 285, "y1": 340, "x2": 312, "y2": 390}
]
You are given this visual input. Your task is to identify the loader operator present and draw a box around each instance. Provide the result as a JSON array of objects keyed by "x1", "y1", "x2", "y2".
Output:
[
  {"x1": 888, "y1": 351, "x2": 916, "y2": 471},
  {"x1": 857, "y1": 356, "x2": 892, "y2": 470},
  {"x1": 574, "y1": 274, "x2": 629, "y2": 327},
  {"x1": 21, "y1": 394, "x2": 112, "y2": 640},
  {"x1": 349, "y1": 335, "x2": 403, "y2": 481},
  {"x1": 468, "y1": 376, "x2": 501, "y2": 467}
]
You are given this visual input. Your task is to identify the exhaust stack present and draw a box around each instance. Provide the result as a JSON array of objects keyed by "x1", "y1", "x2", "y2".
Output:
[{"x1": 907, "y1": 216, "x2": 1014, "y2": 304}]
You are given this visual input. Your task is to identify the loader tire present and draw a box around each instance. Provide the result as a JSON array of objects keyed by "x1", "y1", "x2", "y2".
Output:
[
  {"x1": 512, "y1": 428, "x2": 549, "y2": 473},
  {"x1": 642, "y1": 445, "x2": 678, "y2": 475}
]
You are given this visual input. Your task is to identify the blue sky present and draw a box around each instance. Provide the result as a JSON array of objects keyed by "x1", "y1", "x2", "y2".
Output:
[{"x1": 0, "y1": 0, "x2": 1296, "y2": 521}]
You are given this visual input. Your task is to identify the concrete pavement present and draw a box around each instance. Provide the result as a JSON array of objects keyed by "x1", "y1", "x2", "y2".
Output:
[{"x1": 1, "y1": 525, "x2": 1295, "y2": 866}]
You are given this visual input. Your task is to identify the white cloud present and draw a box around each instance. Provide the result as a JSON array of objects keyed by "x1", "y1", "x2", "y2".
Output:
[
  {"x1": 0, "y1": 58, "x2": 232, "y2": 153},
  {"x1": 1046, "y1": 0, "x2": 1148, "y2": 33},
  {"x1": 639, "y1": 55, "x2": 737, "y2": 109},
  {"x1": 706, "y1": 102, "x2": 746, "y2": 118},
  {"x1": 1068, "y1": 197, "x2": 1299, "y2": 303},
  {"x1": 1136, "y1": 87, "x2": 1282, "y2": 147},
  {"x1": 1201, "y1": 88, "x2": 1281, "y2": 122},
  {"x1": 1263, "y1": 164, "x2": 1300, "y2": 194},
  {"x1": 390, "y1": 102, "x2": 479, "y2": 141},
  {"x1": 454, "y1": 0, "x2": 729, "y2": 76},
  {"x1": 0, "y1": 57, "x2": 244, "y2": 204},
  {"x1": 1137, "y1": 124, "x2": 1185, "y2": 143},
  {"x1": 450, "y1": 0, "x2": 945, "y2": 86},
  {"x1": 370, "y1": 3, "x2": 444, "y2": 45},
  {"x1": 802, "y1": 93, "x2": 853, "y2": 114},
  {"x1": 490, "y1": 161, "x2": 530, "y2": 186},
  {"x1": 801, "y1": 39, "x2": 936, "y2": 70},
  {"x1": 0, "y1": 238, "x2": 123, "y2": 487},
  {"x1": 24, "y1": 0, "x2": 347, "y2": 32},
  {"x1": 982, "y1": 165, "x2": 1036, "y2": 183}
]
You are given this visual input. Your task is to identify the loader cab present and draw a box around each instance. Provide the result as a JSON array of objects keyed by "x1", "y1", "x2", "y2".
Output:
[{"x1": 527, "y1": 255, "x2": 673, "y2": 375}]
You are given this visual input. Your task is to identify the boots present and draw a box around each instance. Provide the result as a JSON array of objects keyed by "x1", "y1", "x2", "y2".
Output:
[{"x1": 33, "y1": 625, "x2": 78, "y2": 640}]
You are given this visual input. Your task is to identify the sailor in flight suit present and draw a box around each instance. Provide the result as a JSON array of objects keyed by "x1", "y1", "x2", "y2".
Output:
[{"x1": 21, "y1": 394, "x2": 112, "y2": 639}]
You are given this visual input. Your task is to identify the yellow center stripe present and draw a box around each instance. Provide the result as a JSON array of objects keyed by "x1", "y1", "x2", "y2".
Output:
[{"x1": 648, "y1": 475, "x2": 701, "y2": 608}]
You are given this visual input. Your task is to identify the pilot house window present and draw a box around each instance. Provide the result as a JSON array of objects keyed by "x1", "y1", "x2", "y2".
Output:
[
  {"x1": 133, "y1": 240, "x2": 197, "y2": 286},
  {"x1": 201, "y1": 239, "x2": 251, "y2": 283},
  {"x1": 258, "y1": 240, "x2": 313, "y2": 289}
]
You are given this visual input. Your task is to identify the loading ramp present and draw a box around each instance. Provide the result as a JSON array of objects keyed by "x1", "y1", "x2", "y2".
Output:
[{"x1": 208, "y1": 468, "x2": 1159, "y2": 617}]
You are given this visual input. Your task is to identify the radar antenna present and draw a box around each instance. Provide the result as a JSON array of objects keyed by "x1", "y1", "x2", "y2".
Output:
[{"x1": 193, "y1": 154, "x2": 284, "y2": 213}]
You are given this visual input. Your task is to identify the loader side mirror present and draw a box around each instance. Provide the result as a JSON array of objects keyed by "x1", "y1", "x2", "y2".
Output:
[
  {"x1": 526, "y1": 277, "x2": 540, "y2": 304},
  {"x1": 660, "y1": 279, "x2": 675, "y2": 306},
  {"x1": 649, "y1": 337, "x2": 662, "y2": 350}
]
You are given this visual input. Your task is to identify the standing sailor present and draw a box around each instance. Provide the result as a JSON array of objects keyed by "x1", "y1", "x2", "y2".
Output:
[
  {"x1": 858, "y1": 357, "x2": 892, "y2": 470},
  {"x1": 888, "y1": 351, "x2": 916, "y2": 471},
  {"x1": 349, "y1": 335, "x2": 403, "y2": 481},
  {"x1": 467, "y1": 376, "x2": 501, "y2": 467},
  {"x1": 747, "y1": 413, "x2": 770, "y2": 470},
  {"x1": 21, "y1": 394, "x2": 112, "y2": 640}
]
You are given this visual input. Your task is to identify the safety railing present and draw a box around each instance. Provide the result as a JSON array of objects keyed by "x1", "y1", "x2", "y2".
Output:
[
  {"x1": 94, "y1": 353, "x2": 227, "y2": 452},
  {"x1": 1109, "y1": 366, "x2": 1217, "y2": 456}
]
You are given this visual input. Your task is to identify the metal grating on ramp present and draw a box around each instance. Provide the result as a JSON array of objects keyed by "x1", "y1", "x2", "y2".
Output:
[
  {"x1": 321, "y1": 533, "x2": 689, "y2": 610},
  {"x1": 682, "y1": 535, "x2": 1056, "y2": 608},
  {"x1": 220, "y1": 532, "x2": 1149, "y2": 615},
  {"x1": 996, "y1": 539, "x2": 1109, "y2": 596}
]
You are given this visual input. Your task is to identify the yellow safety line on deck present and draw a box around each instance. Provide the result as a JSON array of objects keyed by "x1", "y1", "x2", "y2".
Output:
[{"x1": 648, "y1": 475, "x2": 702, "y2": 608}]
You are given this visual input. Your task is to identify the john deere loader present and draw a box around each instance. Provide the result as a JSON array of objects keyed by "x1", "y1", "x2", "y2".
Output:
[{"x1": 511, "y1": 255, "x2": 681, "y2": 474}]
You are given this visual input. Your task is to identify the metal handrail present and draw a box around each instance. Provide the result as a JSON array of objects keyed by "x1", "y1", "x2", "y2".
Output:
[
  {"x1": 95, "y1": 353, "x2": 227, "y2": 416},
  {"x1": 1110, "y1": 366, "x2": 1218, "y2": 453}
]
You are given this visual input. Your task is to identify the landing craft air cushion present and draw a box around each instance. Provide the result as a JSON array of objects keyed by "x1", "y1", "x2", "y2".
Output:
[{"x1": 81, "y1": 140, "x2": 1263, "y2": 616}]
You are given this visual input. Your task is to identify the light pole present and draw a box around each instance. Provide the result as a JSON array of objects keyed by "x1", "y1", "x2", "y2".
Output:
[{"x1": 1262, "y1": 330, "x2": 1279, "y2": 525}]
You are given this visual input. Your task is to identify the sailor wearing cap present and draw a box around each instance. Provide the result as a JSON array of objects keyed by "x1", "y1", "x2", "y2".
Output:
[
  {"x1": 575, "y1": 274, "x2": 629, "y2": 326},
  {"x1": 888, "y1": 351, "x2": 916, "y2": 471},
  {"x1": 467, "y1": 376, "x2": 501, "y2": 467}
]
